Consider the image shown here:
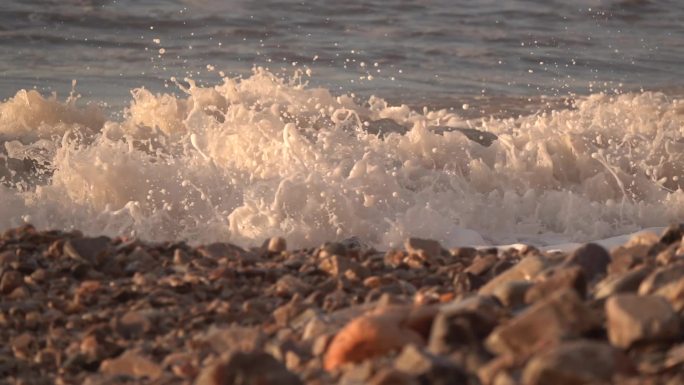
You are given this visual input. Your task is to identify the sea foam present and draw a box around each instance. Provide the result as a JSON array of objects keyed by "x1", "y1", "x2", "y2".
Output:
[{"x1": 1, "y1": 69, "x2": 682, "y2": 249}]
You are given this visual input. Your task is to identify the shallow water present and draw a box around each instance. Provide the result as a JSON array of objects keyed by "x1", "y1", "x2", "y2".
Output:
[{"x1": 0, "y1": 0, "x2": 683, "y2": 248}]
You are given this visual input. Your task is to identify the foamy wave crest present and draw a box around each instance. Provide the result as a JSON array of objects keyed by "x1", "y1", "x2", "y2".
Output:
[{"x1": 1, "y1": 68, "x2": 683, "y2": 248}]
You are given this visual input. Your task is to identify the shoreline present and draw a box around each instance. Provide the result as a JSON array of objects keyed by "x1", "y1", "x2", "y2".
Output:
[{"x1": 2, "y1": 224, "x2": 684, "y2": 384}]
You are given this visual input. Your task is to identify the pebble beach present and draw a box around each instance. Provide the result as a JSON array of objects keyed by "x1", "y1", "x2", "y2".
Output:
[{"x1": 3, "y1": 224, "x2": 684, "y2": 385}]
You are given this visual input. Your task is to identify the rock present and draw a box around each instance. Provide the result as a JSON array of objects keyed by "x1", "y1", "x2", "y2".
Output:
[
  {"x1": 405, "y1": 237, "x2": 443, "y2": 259},
  {"x1": 1, "y1": 270, "x2": 24, "y2": 294},
  {"x1": 594, "y1": 266, "x2": 652, "y2": 299},
  {"x1": 521, "y1": 340, "x2": 620, "y2": 385},
  {"x1": 563, "y1": 243, "x2": 611, "y2": 282},
  {"x1": 114, "y1": 310, "x2": 155, "y2": 338},
  {"x1": 323, "y1": 305, "x2": 435, "y2": 371},
  {"x1": 195, "y1": 351, "x2": 302, "y2": 385},
  {"x1": 605, "y1": 294, "x2": 681, "y2": 348},
  {"x1": 267, "y1": 237, "x2": 287, "y2": 254},
  {"x1": 63, "y1": 236, "x2": 111, "y2": 265},
  {"x1": 465, "y1": 254, "x2": 499, "y2": 276},
  {"x1": 369, "y1": 368, "x2": 419, "y2": 385},
  {"x1": 318, "y1": 255, "x2": 350, "y2": 277},
  {"x1": 11, "y1": 333, "x2": 36, "y2": 359},
  {"x1": 609, "y1": 246, "x2": 645, "y2": 275},
  {"x1": 319, "y1": 242, "x2": 347, "y2": 258},
  {"x1": 479, "y1": 255, "x2": 553, "y2": 295},
  {"x1": 275, "y1": 274, "x2": 312, "y2": 297},
  {"x1": 659, "y1": 223, "x2": 684, "y2": 245},
  {"x1": 394, "y1": 345, "x2": 469, "y2": 384},
  {"x1": 199, "y1": 242, "x2": 246, "y2": 260},
  {"x1": 486, "y1": 289, "x2": 599, "y2": 357},
  {"x1": 638, "y1": 264, "x2": 684, "y2": 311},
  {"x1": 428, "y1": 307, "x2": 497, "y2": 354},
  {"x1": 100, "y1": 350, "x2": 162, "y2": 380},
  {"x1": 492, "y1": 280, "x2": 533, "y2": 308},
  {"x1": 201, "y1": 325, "x2": 265, "y2": 354},
  {"x1": 524, "y1": 266, "x2": 586, "y2": 304}
]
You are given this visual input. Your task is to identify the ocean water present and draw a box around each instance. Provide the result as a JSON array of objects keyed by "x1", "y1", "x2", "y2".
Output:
[{"x1": 1, "y1": 0, "x2": 683, "y2": 248}]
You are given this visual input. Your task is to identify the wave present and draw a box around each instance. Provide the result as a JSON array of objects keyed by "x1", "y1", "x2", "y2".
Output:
[{"x1": 1, "y1": 68, "x2": 683, "y2": 248}]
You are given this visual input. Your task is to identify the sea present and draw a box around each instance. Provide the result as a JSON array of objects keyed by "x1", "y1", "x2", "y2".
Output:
[{"x1": 1, "y1": 0, "x2": 683, "y2": 249}]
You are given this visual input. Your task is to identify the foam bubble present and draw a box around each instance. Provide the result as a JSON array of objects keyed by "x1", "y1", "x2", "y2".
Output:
[{"x1": 1, "y1": 69, "x2": 683, "y2": 248}]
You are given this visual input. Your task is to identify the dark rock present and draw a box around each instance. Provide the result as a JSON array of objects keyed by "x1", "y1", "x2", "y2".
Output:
[
  {"x1": 428, "y1": 305, "x2": 498, "y2": 354},
  {"x1": 563, "y1": 243, "x2": 611, "y2": 282},
  {"x1": 405, "y1": 237, "x2": 443, "y2": 260},
  {"x1": 1, "y1": 270, "x2": 24, "y2": 294},
  {"x1": 659, "y1": 224, "x2": 684, "y2": 245},
  {"x1": 195, "y1": 351, "x2": 303, "y2": 385},
  {"x1": 63, "y1": 236, "x2": 111, "y2": 265}
]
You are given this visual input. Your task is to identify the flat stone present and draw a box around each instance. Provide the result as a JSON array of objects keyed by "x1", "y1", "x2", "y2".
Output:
[
  {"x1": 479, "y1": 255, "x2": 553, "y2": 295},
  {"x1": 605, "y1": 294, "x2": 681, "y2": 348},
  {"x1": 563, "y1": 243, "x2": 611, "y2": 282},
  {"x1": 522, "y1": 340, "x2": 619, "y2": 385},
  {"x1": 100, "y1": 350, "x2": 162, "y2": 380},
  {"x1": 63, "y1": 236, "x2": 111, "y2": 265},
  {"x1": 195, "y1": 351, "x2": 302, "y2": 385},
  {"x1": 486, "y1": 289, "x2": 600, "y2": 357},
  {"x1": 405, "y1": 237, "x2": 443, "y2": 259}
]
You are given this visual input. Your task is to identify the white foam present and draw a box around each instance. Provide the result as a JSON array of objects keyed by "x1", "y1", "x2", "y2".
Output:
[{"x1": 1, "y1": 69, "x2": 683, "y2": 249}]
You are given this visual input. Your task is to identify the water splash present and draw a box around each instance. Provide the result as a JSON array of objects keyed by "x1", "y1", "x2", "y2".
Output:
[{"x1": 1, "y1": 68, "x2": 683, "y2": 248}]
